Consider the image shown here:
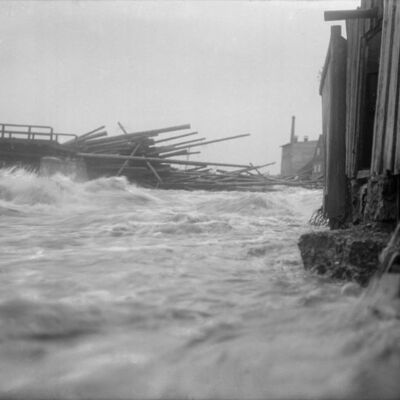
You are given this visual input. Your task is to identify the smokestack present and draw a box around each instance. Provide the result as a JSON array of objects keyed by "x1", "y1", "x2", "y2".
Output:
[{"x1": 290, "y1": 116, "x2": 296, "y2": 143}]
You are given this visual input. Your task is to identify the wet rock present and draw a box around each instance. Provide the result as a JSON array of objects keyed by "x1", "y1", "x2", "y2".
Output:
[{"x1": 298, "y1": 225, "x2": 392, "y2": 286}]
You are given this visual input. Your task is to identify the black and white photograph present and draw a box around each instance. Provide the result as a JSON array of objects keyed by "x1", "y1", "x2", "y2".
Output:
[{"x1": 0, "y1": 0, "x2": 399, "y2": 398}]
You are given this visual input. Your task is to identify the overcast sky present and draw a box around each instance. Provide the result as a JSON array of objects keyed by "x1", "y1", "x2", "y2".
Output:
[{"x1": 0, "y1": 0, "x2": 358, "y2": 173}]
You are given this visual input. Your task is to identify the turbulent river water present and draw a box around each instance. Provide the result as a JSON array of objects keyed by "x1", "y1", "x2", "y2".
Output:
[{"x1": 0, "y1": 168, "x2": 399, "y2": 399}]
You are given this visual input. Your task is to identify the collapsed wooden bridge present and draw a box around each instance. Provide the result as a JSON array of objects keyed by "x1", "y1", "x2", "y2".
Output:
[{"x1": 0, "y1": 121, "x2": 321, "y2": 191}]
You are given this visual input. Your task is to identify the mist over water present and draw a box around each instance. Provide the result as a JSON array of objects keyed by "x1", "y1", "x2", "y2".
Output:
[{"x1": 0, "y1": 168, "x2": 399, "y2": 399}]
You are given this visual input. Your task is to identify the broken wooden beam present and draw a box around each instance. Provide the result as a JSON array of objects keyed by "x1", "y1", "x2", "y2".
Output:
[
  {"x1": 324, "y1": 7, "x2": 378, "y2": 21},
  {"x1": 153, "y1": 131, "x2": 198, "y2": 144},
  {"x1": 217, "y1": 161, "x2": 276, "y2": 176},
  {"x1": 76, "y1": 131, "x2": 108, "y2": 142},
  {"x1": 79, "y1": 125, "x2": 106, "y2": 139},
  {"x1": 171, "y1": 133, "x2": 250, "y2": 151},
  {"x1": 159, "y1": 150, "x2": 201, "y2": 158},
  {"x1": 168, "y1": 137, "x2": 206, "y2": 148},
  {"x1": 120, "y1": 124, "x2": 191, "y2": 139},
  {"x1": 63, "y1": 125, "x2": 106, "y2": 145},
  {"x1": 77, "y1": 152, "x2": 255, "y2": 169},
  {"x1": 117, "y1": 122, "x2": 129, "y2": 135}
]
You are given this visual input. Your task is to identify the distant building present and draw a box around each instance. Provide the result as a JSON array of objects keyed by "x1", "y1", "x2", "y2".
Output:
[
  {"x1": 311, "y1": 134, "x2": 325, "y2": 179},
  {"x1": 280, "y1": 116, "x2": 318, "y2": 177}
]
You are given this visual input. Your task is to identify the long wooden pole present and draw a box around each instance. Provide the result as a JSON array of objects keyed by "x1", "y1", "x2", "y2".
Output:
[
  {"x1": 170, "y1": 133, "x2": 250, "y2": 151},
  {"x1": 77, "y1": 152, "x2": 255, "y2": 169},
  {"x1": 83, "y1": 135, "x2": 153, "y2": 148},
  {"x1": 184, "y1": 166, "x2": 209, "y2": 172},
  {"x1": 158, "y1": 149, "x2": 189, "y2": 158},
  {"x1": 155, "y1": 137, "x2": 206, "y2": 153},
  {"x1": 217, "y1": 161, "x2": 276, "y2": 175},
  {"x1": 153, "y1": 131, "x2": 198, "y2": 144},
  {"x1": 82, "y1": 124, "x2": 190, "y2": 146},
  {"x1": 159, "y1": 150, "x2": 200, "y2": 158},
  {"x1": 77, "y1": 131, "x2": 108, "y2": 142},
  {"x1": 169, "y1": 137, "x2": 206, "y2": 148},
  {"x1": 123, "y1": 124, "x2": 191, "y2": 139},
  {"x1": 63, "y1": 125, "x2": 106, "y2": 145},
  {"x1": 80, "y1": 125, "x2": 106, "y2": 139}
]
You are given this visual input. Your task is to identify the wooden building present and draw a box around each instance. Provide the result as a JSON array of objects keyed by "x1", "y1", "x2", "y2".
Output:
[
  {"x1": 321, "y1": 0, "x2": 400, "y2": 228},
  {"x1": 280, "y1": 116, "x2": 318, "y2": 177}
]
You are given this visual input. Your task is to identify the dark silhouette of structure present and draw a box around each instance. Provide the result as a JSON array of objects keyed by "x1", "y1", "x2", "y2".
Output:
[
  {"x1": 280, "y1": 116, "x2": 319, "y2": 177},
  {"x1": 321, "y1": 0, "x2": 400, "y2": 228}
]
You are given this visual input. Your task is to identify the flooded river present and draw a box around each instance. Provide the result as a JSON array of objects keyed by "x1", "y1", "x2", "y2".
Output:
[{"x1": 0, "y1": 168, "x2": 399, "y2": 399}]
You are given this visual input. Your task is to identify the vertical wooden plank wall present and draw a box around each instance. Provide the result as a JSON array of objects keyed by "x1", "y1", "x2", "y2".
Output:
[
  {"x1": 321, "y1": 26, "x2": 348, "y2": 227},
  {"x1": 345, "y1": 0, "x2": 384, "y2": 178},
  {"x1": 321, "y1": 54, "x2": 331, "y2": 199},
  {"x1": 371, "y1": 0, "x2": 400, "y2": 174},
  {"x1": 384, "y1": 2, "x2": 400, "y2": 171},
  {"x1": 390, "y1": 3, "x2": 400, "y2": 173},
  {"x1": 345, "y1": 17, "x2": 364, "y2": 178},
  {"x1": 345, "y1": 17, "x2": 355, "y2": 177}
]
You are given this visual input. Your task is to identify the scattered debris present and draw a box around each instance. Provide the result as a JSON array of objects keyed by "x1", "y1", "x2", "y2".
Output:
[
  {"x1": 309, "y1": 206, "x2": 329, "y2": 226},
  {"x1": 1, "y1": 121, "x2": 323, "y2": 191}
]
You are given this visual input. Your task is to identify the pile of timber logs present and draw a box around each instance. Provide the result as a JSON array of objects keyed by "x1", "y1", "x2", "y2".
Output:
[{"x1": 62, "y1": 123, "x2": 322, "y2": 191}]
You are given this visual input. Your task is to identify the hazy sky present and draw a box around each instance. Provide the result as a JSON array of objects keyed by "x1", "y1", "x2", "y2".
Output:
[{"x1": 0, "y1": 0, "x2": 358, "y2": 173}]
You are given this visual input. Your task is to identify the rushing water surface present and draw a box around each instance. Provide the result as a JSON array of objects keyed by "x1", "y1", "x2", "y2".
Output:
[{"x1": 0, "y1": 168, "x2": 399, "y2": 399}]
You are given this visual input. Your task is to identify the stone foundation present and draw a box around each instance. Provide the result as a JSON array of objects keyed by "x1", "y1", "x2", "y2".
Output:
[
  {"x1": 364, "y1": 174, "x2": 398, "y2": 222},
  {"x1": 349, "y1": 173, "x2": 398, "y2": 224},
  {"x1": 298, "y1": 225, "x2": 393, "y2": 285}
]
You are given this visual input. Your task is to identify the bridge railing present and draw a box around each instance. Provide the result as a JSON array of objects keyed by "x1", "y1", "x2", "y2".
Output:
[{"x1": 0, "y1": 123, "x2": 78, "y2": 143}]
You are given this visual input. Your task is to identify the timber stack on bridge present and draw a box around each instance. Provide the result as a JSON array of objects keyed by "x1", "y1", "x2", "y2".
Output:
[{"x1": 0, "y1": 120, "x2": 320, "y2": 191}]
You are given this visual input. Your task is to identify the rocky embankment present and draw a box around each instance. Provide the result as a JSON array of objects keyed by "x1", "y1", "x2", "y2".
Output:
[{"x1": 298, "y1": 224, "x2": 394, "y2": 286}]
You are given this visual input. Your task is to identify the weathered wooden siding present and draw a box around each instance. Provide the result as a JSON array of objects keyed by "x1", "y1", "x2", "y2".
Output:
[
  {"x1": 320, "y1": 26, "x2": 348, "y2": 227},
  {"x1": 361, "y1": 0, "x2": 384, "y2": 31},
  {"x1": 322, "y1": 0, "x2": 400, "y2": 224},
  {"x1": 371, "y1": 0, "x2": 400, "y2": 174},
  {"x1": 345, "y1": 0, "x2": 384, "y2": 178},
  {"x1": 345, "y1": 17, "x2": 365, "y2": 178}
]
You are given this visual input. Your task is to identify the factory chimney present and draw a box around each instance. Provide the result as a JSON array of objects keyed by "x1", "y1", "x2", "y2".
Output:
[{"x1": 290, "y1": 116, "x2": 296, "y2": 143}]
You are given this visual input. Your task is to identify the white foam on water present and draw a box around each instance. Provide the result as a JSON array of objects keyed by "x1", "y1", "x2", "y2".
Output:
[{"x1": 0, "y1": 168, "x2": 399, "y2": 399}]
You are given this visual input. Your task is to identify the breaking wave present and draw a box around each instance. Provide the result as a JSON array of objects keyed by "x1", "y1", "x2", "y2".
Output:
[{"x1": 0, "y1": 168, "x2": 159, "y2": 212}]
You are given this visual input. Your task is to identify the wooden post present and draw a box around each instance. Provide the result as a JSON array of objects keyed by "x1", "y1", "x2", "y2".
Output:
[
  {"x1": 320, "y1": 25, "x2": 348, "y2": 228},
  {"x1": 118, "y1": 122, "x2": 128, "y2": 135},
  {"x1": 146, "y1": 161, "x2": 163, "y2": 184},
  {"x1": 117, "y1": 143, "x2": 141, "y2": 176}
]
